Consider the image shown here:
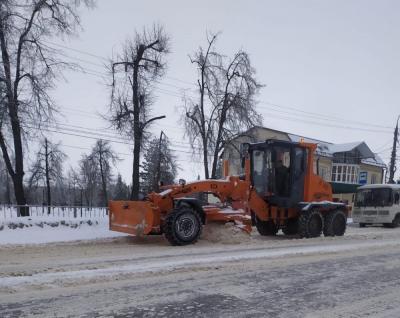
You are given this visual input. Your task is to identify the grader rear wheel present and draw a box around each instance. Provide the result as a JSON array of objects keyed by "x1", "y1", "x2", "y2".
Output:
[
  {"x1": 298, "y1": 210, "x2": 323, "y2": 238},
  {"x1": 323, "y1": 210, "x2": 346, "y2": 237}
]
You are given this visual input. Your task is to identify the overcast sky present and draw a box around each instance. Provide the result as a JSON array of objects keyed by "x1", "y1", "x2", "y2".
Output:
[{"x1": 46, "y1": 0, "x2": 400, "y2": 182}]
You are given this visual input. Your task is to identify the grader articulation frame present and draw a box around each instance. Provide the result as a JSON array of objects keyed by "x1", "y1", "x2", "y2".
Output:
[{"x1": 109, "y1": 139, "x2": 348, "y2": 245}]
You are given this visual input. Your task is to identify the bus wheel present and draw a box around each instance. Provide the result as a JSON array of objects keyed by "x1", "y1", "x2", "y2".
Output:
[
  {"x1": 359, "y1": 223, "x2": 366, "y2": 228},
  {"x1": 384, "y1": 214, "x2": 400, "y2": 229},
  {"x1": 323, "y1": 210, "x2": 346, "y2": 237}
]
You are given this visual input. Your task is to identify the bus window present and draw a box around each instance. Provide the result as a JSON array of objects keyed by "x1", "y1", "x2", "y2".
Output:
[{"x1": 355, "y1": 188, "x2": 392, "y2": 207}]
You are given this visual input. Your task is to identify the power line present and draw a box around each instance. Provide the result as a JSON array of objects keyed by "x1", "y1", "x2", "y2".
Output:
[
  {"x1": 43, "y1": 40, "x2": 196, "y2": 86},
  {"x1": 30, "y1": 121, "x2": 195, "y2": 150},
  {"x1": 69, "y1": 64, "x2": 395, "y2": 134},
  {"x1": 43, "y1": 40, "x2": 395, "y2": 135},
  {"x1": 23, "y1": 124, "x2": 196, "y2": 155}
]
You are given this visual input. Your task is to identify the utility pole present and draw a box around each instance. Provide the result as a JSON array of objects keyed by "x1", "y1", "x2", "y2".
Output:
[
  {"x1": 155, "y1": 131, "x2": 166, "y2": 192},
  {"x1": 388, "y1": 116, "x2": 399, "y2": 184}
]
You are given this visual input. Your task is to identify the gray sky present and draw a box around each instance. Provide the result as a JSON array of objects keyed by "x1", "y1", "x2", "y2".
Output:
[{"x1": 47, "y1": 0, "x2": 400, "y2": 182}]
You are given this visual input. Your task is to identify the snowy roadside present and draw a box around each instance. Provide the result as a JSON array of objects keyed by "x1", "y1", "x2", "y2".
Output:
[{"x1": 1, "y1": 238, "x2": 400, "y2": 291}]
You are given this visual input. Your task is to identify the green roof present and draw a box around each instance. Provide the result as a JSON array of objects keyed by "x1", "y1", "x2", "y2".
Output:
[{"x1": 330, "y1": 182, "x2": 360, "y2": 194}]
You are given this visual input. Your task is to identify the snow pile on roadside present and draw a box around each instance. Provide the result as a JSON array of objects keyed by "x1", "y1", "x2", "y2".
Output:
[
  {"x1": 0, "y1": 217, "x2": 125, "y2": 245},
  {"x1": 201, "y1": 222, "x2": 251, "y2": 244}
]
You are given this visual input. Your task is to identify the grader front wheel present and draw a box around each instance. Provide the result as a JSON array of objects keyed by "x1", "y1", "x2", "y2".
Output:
[{"x1": 164, "y1": 206, "x2": 202, "y2": 246}]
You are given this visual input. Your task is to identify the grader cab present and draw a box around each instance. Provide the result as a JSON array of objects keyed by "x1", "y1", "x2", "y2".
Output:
[{"x1": 109, "y1": 139, "x2": 348, "y2": 245}]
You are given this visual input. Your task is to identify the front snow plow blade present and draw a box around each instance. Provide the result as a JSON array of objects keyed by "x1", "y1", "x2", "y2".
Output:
[{"x1": 109, "y1": 201, "x2": 156, "y2": 236}]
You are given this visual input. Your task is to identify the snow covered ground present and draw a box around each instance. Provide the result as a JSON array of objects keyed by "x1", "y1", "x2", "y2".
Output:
[
  {"x1": 1, "y1": 224, "x2": 400, "y2": 317},
  {"x1": 0, "y1": 217, "x2": 125, "y2": 245}
]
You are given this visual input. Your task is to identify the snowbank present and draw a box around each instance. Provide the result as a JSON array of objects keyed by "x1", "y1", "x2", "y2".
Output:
[
  {"x1": 0, "y1": 217, "x2": 125, "y2": 245},
  {"x1": 201, "y1": 222, "x2": 251, "y2": 244}
]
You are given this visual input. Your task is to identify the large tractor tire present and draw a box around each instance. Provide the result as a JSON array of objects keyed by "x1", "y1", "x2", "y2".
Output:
[
  {"x1": 383, "y1": 214, "x2": 400, "y2": 228},
  {"x1": 323, "y1": 210, "x2": 347, "y2": 237},
  {"x1": 298, "y1": 210, "x2": 323, "y2": 238},
  {"x1": 282, "y1": 218, "x2": 298, "y2": 235},
  {"x1": 255, "y1": 217, "x2": 278, "y2": 236},
  {"x1": 164, "y1": 206, "x2": 202, "y2": 246}
]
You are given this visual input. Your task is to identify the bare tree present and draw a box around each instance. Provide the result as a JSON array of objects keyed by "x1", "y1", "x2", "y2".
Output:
[
  {"x1": 0, "y1": 157, "x2": 12, "y2": 204},
  {"x1": 66, "y1": 167, "x2": 82, "y2": 208},
  {"x1": 29, "y1": 138, "x2": 66, "y2": 213},
  {"x1": 0, "y1": 0, "x2": 94, "y2": 216},
  {"x1": 79, "y1": 154, "x2": 99, "y2": 207},
  {"x1": 108, "y1": 23, "x2": 170, "y2": 200},
  {"x1": 184, "y1": 33, "x2": 262, "y2": 179},
  {"x1": 184, "y1": 33, "x2": 219, "y2": 179},
  {"x1": 89, "y1": 139, "x2": 118, "y2": 206}
]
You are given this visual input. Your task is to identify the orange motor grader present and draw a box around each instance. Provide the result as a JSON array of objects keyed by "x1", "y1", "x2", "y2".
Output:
[{"x1": 109, "y1": 139, "x2": 348, "y2": 245}]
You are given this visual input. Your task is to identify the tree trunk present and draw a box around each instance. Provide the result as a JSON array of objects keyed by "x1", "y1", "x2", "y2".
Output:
[
  {"x1": 202, "y1": 135, "x2": 209, "y2": 179},
  {"x1": 130, "y1": 54, "x2": 142, "y2": 200},
  {"x1": 131, "y1": 135, "x2": 141, "y2": 200},
  {"x1": 0, "y1": 23, "x2": 28, "y2": 216},
  {"x1": 99, "y1": 149, "x2": 108, "y2": 206},
  {"x1": 211, "y1": 110, "x2": 227, "y2": 179},
  {"x1": 45, "y1": 138, "x2": 51, "y2": 214},
  {"x1": 12, "y1": 174, "x2": 28, "y2": 216},
  {"x1": 5, "y1": 173, "x2": 11, "y2": 205}
]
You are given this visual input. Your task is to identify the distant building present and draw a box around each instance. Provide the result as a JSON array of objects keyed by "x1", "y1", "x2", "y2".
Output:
[{"x1": 222, "y1": 126, "x2": 386, "y2": 203}]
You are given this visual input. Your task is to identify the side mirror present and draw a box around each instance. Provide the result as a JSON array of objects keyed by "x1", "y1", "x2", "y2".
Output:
[
  {"x1": 178, "y1": 179, "x2": 186, "y2": 186},
  {"x1": 395, "y1": 193, "x2": 400, "y2": 205}
]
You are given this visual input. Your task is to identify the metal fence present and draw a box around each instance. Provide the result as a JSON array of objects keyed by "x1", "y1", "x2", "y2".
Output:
[{"x1": 0, "y1": 205, "x2": 108, "y2": 219}]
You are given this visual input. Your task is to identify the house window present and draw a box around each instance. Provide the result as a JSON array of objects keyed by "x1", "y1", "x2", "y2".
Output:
[
  {"x1": 332, "y1": 163, "x2": 359, "y2": 184},
  {"x1": 318, "y1": 166, "x2": 331, "y2": 181},
  {"x1": 371, "y1": 174, "x2": 377, "y2": 184}
]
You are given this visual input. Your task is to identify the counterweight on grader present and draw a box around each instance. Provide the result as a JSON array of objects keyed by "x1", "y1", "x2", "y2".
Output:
[{"x1": 109, "y1": 139, "x2": 348, "y2": 245}]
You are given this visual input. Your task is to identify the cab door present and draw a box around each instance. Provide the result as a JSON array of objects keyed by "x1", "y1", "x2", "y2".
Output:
[{"x1": 290, "y1": 147, "x2": 306, "y2": 205}]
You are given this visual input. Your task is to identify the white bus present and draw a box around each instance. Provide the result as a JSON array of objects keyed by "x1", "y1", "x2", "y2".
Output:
[{"x1": 353, "y1": 184, "x2": 400, "y2": 228}]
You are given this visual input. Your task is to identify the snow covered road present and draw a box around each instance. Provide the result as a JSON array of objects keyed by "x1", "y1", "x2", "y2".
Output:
[{"x1": 1, "y1": 225, "x2": 400, "y2": 317}]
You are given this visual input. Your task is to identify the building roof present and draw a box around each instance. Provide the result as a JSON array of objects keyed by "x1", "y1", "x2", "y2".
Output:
[
  {"x1": 329, "y1": 141, "x2": 374, "y2": 158},
  {"x1": 361, "y1": 155, "x2": 386, "y2": 168}
]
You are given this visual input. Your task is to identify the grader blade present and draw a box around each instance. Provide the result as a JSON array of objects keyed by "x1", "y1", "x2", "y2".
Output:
[
  {"x1": 204, "y1": 207, "x2": 253, "y2": 233},
  {"x1": 109, "y1": 201, "x2": 156, "y2": 236}
]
